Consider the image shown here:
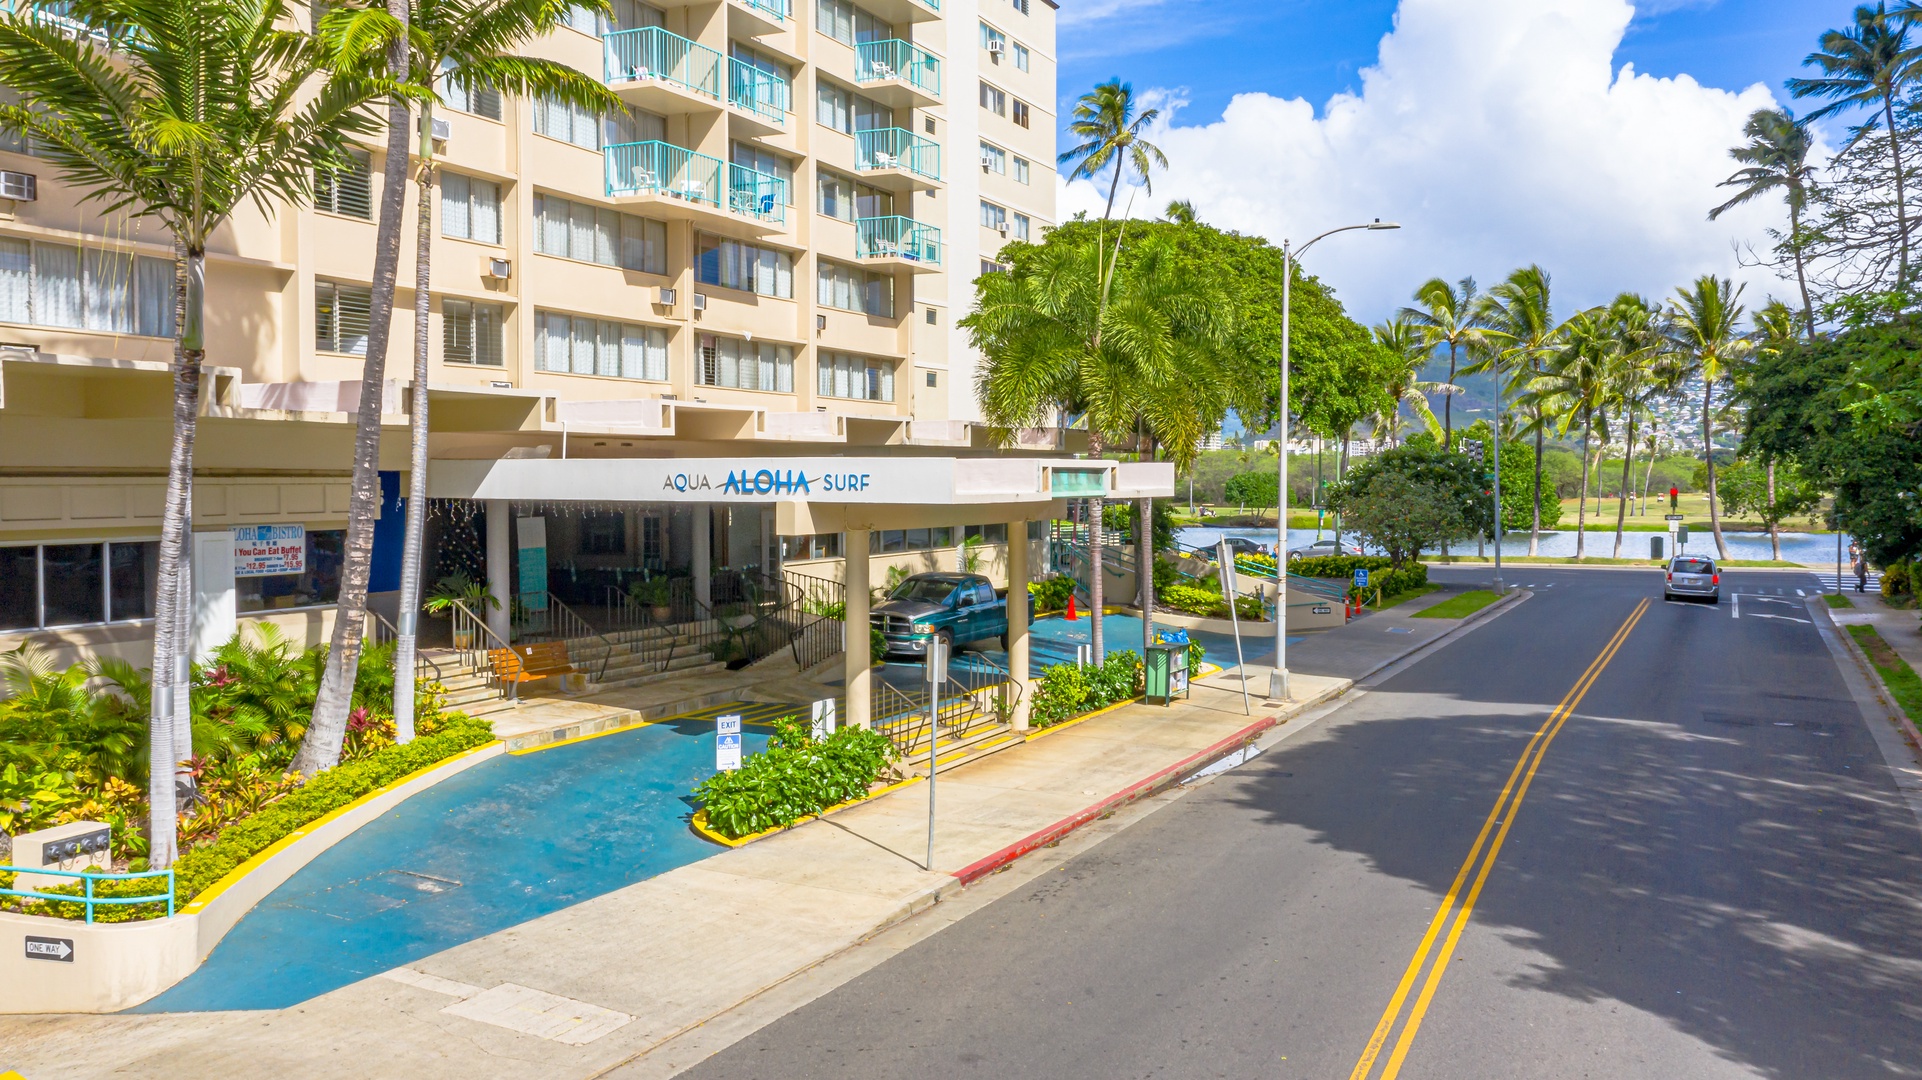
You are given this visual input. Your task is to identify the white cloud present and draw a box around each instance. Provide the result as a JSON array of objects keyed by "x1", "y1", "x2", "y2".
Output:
[{"x1": 1058, "y1": 0, "x2": 1791, "y2": 324}]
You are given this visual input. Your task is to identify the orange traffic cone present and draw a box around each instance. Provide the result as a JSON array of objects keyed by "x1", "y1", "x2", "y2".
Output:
[{"x1": 1066, "y1": 593, "x2": 1078, "y2": 621}]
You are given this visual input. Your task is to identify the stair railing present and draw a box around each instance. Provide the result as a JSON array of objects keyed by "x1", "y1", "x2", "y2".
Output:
[
  {"x1": 365, "y1": 609, "x2": 447, "y2": 687},
  {"x1": 448, "y1": 598, "x2": 521, "y2": 702}
]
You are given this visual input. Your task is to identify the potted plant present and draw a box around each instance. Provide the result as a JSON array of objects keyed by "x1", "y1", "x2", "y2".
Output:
[
  {"x1": 629, "y1": 576, "x2": 674, "y2": 622},
  {"x1": 422, "y1": 573, "x2": 500, "y2": 649}
]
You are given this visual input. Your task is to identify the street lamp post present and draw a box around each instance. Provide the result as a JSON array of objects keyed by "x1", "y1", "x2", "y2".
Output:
[{"x1": 1272, "y1": 220, "x2": 1399, "y2": 702}]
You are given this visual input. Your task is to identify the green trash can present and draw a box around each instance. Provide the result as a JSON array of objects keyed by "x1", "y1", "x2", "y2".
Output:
[{"x1": 1145, "y1": 641, "x2": 1190, "y2": 706}]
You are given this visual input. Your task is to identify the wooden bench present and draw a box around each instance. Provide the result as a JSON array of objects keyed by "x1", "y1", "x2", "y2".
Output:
[{"x1": 488, "y1": 641, "x2": 577, "y2": 685}]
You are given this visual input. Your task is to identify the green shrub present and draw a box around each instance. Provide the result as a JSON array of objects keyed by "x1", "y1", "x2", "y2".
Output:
[
  {"x1": 168, "y1": 716, "x2": 494, "y2": 907},
  {"x1": 693, "y1": 716, "x2": 896, "y2": 840},
  {"x1": 1030, "y1": 650, "x2": 1143, "y2": 727},
  {"x1": 1882, "y1": 560, "x2": 1913, "y2": 599},
  {"x1": 1348, "y1": 563, "x2": 1429, "y2": 602},
  {"x1": 1158, "y1": 583, "x2": 1262, "y2": 621},
  {"x1": 1028, "y1": 574, "x2": 1077, "y2": 613},
  {"x1": 1289, "y1": 554, "x2": 1395, "y2": 579}
]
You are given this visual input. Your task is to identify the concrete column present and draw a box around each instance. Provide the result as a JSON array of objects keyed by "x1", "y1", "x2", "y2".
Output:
[
  {"x1": 844, "y1": 528, "x2": 871, "y2": 730},
  {"x1": 1007, "y1": 518, "x2": 1032, "y2": 731},
  {"x1": 485, "y1": 499, "x2": 511, "y2": 643},
  {"x1": 189, "y1": 529, "x2": 236, "y2": 662},
  {"x1": 693, "y1": 506, "x2": 712, "y2": 609}
]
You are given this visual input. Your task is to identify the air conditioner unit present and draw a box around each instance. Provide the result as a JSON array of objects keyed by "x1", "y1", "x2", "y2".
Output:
[
  {"x1": 691, "y1": 292, "x2": 708, "y2": 311},
  {"x1": 482, "y1": 257, "x2": 512, "y2": 280},
  {"x1": 657, "y1": 286, "x2": 677, "y2": 306},
  {"x1": 988, "y1": 40, "x2": 1004, "y2": 58},
  {"x1": 431, "y1": 117, "x2": 451, "y2": 142},
  {"x1": 816, "y1": 313, "x2": 827, "y2": 330},
  {"x1": 0, "y1": 171, "x2": 36, "y2": 201},
  {"x1": 997, "y1": 222, "x2": 1009, "y2": 237},
  {"x1": 980, "y1": 154, "x2": 994, "y2": 173}
]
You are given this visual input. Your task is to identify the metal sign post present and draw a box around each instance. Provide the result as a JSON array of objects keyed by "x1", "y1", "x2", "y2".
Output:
[
  {"x1": 925, "y1": 636, "x2": 948, "y2": 871},
  {"x1": 1216, "y1": 539, "x2": 1252, "y2": 715}
]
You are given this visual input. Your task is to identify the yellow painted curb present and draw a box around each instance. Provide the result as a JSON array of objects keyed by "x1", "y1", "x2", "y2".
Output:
[
  {"x1": 511, "y1": 712, "x2": 785, "y2": 756},
  {"x1": 1024, "y1": 696, "x2": 1143, "y2": 742},
  {"x1": 691, "y1": 773, "x2": 926, "y2": 848},
  {"x1": 180, "y1": 740, "x2": 502, "y2": 913}
]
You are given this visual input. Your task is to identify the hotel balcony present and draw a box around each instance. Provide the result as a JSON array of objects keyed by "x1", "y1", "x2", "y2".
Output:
[
  {"x1": 604, "y1": 141, "x2": 789, "y2": 234},
  {"x1": 855, "y1": 216, "x2": 941, "y2": 272},
  {"x1": 853, "y1": 39, "x2": 940, "y2": 110},
  {"x1": 603, "y1": 27, "x2": 791, "y2": 132},
  {"x1": 853, "y1": 127, "x2": 942, "y2": 191}
]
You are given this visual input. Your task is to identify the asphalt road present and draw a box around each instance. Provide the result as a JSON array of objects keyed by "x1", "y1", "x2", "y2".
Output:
[{"x1": 681, "y1": 567, "x2": 1922, "y2": 1079}]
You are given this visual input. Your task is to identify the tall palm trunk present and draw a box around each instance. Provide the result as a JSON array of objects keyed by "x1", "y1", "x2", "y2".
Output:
[
  {"x1": 1442, "y1": 342, "x2": 1457, "y2": 449},
  {"x1": 145, "y1": 243, "x2": 205, "y2": 867},
  {"x1": 1702, "y1": 381, "x2": 1729, "y2": 560},
  {"x1": 1885, "y1": 93, "x2": 1910, "y2": 285},
  {"x1": 1574, "y1": 414, "x2": 1592, "y2": 560},
  {"x1": 1529, "y1": 420, "x2": 1544, "y2": 556},
  {"x1": 1612, "y1": 418, "x2": 1636, "y2": 558},
  {"x1": 1102, "y1": 153, "x2": 1124, "y2": 220},
  {"x1": 394, "y1": 107, "x2": 436, "y2": 746},
  {"x1": 1641, "y1": 438, "x2": 1658, "y2": 514},
  {"x1": 295, "y1": 15, "x2": 413, "y2": 778},
  {"x1": 1767, "y1": 461, "x2": 1781, "y2": 561},
  {"x1": 1790, "y1": 204, "x2": 1814, "y2": 335}
]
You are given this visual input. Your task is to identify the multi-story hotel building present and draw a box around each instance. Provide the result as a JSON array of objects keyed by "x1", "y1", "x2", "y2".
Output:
[{"x1": 0, "y1": 0, "x2": 1137, "y2": 696}]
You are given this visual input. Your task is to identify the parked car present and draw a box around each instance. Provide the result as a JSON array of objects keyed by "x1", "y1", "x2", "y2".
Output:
[
  {"x1": 871, "y1": 573, "x2": 1028, "y2": 658},
  {"x1": 1663, "y1": 555, "x2": 1720, "y2": 603},
  {"x1": 1214, "y1": 536, "x2": 1268, "y2": 559},
  {"x1": 1287, "y1": 539, "x2": 1364, "y2": 560}
]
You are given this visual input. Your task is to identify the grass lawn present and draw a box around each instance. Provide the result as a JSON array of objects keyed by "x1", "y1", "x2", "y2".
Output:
[
  {"x1": 1412, "y1": 590, "x2": 1503, "y2": 618},
  {"x1": 1421, "y1": 555, "x2": 1806, "y2": 569},
  {"x1": 1557, "y1": 492, "x2": 1828, "y2": 533},
  {"x1": 1823, "y1": 593, "x2": 1854, "y2": 609},
  {"x1": 1847, "y1": 624, "x2": 1922, "y2": 732}
]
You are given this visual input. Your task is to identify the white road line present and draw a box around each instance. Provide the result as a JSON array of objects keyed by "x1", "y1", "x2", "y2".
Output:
[
  {"x1": 1751, "y1": 613, "x2": 1812, "y2": 625},
  {"x1": 1732, "y1": 593, "x2": 1740, "y2": 619}
]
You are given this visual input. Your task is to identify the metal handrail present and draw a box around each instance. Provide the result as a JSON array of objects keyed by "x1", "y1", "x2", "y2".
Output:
[
  {"x1": 519, "y1": 594, "x2": 618, "y2": 682},
  {"x1": 448, "y1": 598, "x2": 521, "y2": 701},
  {"x1": 366, "y1": 609, "x2": 448, "y2": 685},
  {"x1": 0, "y1": 864, "x2": 174, "y2": 923}
]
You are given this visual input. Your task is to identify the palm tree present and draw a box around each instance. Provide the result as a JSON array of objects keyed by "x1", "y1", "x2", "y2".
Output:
[
  {"x1": 1529, "y1": 308, "x2": 1613, "y2": 559},
  {"x1": 1059, "y1": 80, "x2": 1169, "y2": 221},
  {"x1": 1400, "y1": 276, "x2": 1484, "y2": 448},
  {"x1": 965, "y1": 232, "x2": 1228, "y2": 662},
  {"x1": 1787, "y1": 3, "x2": 1921, "y2": 283},
  {"x1": 1668, "y1": 276, "x2": 1753, "y2": 561},
  {"x1": 1164, "y1": 199, "x2": 1197, "y2": 225},
  {"x1": 327, "y1": 0, "x2": 620, "y2": 747},
  {"x1": 1601, "y1": 294, "x2": 1668, "y2": 556},
  {"x1": 1743, "y1": 299, "x2": 1801, "y2": 559},
  {"x1": 1370, "y1": 317, "x2": 1448, "y2": 445},
  {"x1": 1710, "y1": 108, "x2": 1817, "y2": 334},
  {"x1": 1471, "y1": 266, "x2": 1563, "y2": 555},
  {"x1": 0, "y1": 0, "x2": 382, "y2": 861}
]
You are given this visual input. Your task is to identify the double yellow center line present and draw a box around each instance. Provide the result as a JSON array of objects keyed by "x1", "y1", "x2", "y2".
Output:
[{"x1": 1347, "y1": 597, "x2": 1650, "y2": 1080}]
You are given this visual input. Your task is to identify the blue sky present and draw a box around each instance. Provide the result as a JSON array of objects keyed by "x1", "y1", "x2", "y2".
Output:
[{"x1": 1057, "y1": 0, "x2": 1838, "y2": 141}]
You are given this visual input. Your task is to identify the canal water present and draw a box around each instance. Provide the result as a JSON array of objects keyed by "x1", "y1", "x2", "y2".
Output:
[{"x1": 1175, "y1": 526, "x2": 1850, "y2": 564}]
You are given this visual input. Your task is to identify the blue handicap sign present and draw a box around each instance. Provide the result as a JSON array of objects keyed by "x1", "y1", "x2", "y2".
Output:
[{"x1": 1353, "y1": 568, "x2": 1370, "y2": 588}]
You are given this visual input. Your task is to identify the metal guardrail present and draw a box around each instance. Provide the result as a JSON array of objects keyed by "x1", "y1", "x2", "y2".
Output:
[
  {"x1": 0, "y1": 864, "x2": 174, "y2": 923},
  {"x1": 516, "y1": 594, "x2": 617, "y2": 681},
  {"x1": 367, "y1": 609, "x2": 447, "y2": 686},
  {"x1": 448, "y1": 599, "x2": 522, "y2": 702},
  {"x1": 872, "y1": 651, "x2": 1019, "y2": 760}
]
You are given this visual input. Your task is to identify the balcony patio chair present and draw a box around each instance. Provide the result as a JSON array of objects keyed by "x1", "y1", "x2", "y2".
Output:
[{"x1": 628, "y1": 166, "x2": 659, "y2": 193}]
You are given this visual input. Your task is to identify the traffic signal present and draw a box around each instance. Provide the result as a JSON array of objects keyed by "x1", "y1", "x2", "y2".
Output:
[{"x1": 1462, "y1": 439, "x2": 1483, "y2": 465}]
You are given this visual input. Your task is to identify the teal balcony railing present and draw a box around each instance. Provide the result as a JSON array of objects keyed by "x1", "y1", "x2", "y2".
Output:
[
  {"x1": 854, "y1": 127, "x2": 941, "y2": 182},
  {"x1": 729, "y1": 58, "x2": 791, "y2": 123},
  {"x1": 733, "y1": 0, "x2": 789, "y2": 21},
  {"x1": 914, "y1": 0, "x2": 939, "y2": 11},
  {"x1": 603, "y1": 26, "x2": 724, "y2": 101},
  {"x1": 4, "y1": 0, "x2": 113, "y2": 43},
  {"x1": 728, "y1": 162, "x2": 789, "y2": 225},
  {"x1": 605, "y1": 141, "x2": 725, "y2": 207},
  {"x1": 856, "y1": 216, "x2": 941, "y2": 266},
  {"x1": 855, "y1": 40, "x2": 940, "y2": 97}
]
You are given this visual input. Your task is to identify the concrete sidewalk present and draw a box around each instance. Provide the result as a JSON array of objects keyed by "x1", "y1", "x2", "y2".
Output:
[
  {"x1": 1826, "y1": 589, "x2": 1922, "y2": 674},
  {"x1": 0, "y1": 670, "x2": 1349, "y2": 1080}
]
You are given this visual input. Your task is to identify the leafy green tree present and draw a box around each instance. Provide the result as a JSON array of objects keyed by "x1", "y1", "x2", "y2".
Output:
[
  {"x1": 1711, "y1": 108, "x2": 1818, "y2": 332},
  {"x1": 1471, "y1": 265, "x2": 1565, "y2": 555},
  {"x1": 1718, "y1": 459, "x2": 1822, "y2": 537},
  {"x1": 1528, "y1": 306, "x2": 1614, "y2": 558},
  {"x1": 1401, "y1": 276, "x2": 1485, "y2": 448},
  {"x1": 1223, "y1": 471, "x2": 1279, "y2": 508},
  {"x1": 0, "y1": 0, "x2": 384, "y2": 862},
  {"x1": 1668, "y1": 275, "x2": 1753, "y2": 560},
  {"x1": 1058, "y1": 79, "x2": 1168, "y2": 220},
  {"x1": 1327, "y1": 446, "x2": 1491, "y2": 567},
  {"x1": 1601, "y1": 293, "x2": 1673, "y2": 556},
  {"x1": 1458, "y1": 420, "x2": 1563, "y2": 533},
  {"x1": 1787, "y1": 3, "x2": 1921, "y2": 283}
]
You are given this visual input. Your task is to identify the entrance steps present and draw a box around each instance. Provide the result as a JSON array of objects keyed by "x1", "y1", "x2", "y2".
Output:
[
  {"x1": 588, "y1": 629, "x2": 730, "y2": 689},
  {"x1": 892, "y1": 720, "x2": 1022, "y2": 778}
]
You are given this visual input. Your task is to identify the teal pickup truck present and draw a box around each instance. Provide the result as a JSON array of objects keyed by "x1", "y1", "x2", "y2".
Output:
[{"x1": 870, "y1": 572, "x2": 1027, "y2": 658}]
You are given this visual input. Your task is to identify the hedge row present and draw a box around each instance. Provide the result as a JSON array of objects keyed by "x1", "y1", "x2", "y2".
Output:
[{"x1": 693, "y1": 717, "x2": 895, "y2": 840}]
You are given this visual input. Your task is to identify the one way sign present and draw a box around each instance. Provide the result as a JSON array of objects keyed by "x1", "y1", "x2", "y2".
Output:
[{"x1": 25, "y1": 935, "x2": 73, "y2": 962}]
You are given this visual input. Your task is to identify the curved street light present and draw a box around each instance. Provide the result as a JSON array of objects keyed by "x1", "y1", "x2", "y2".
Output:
[{"x1": 1272, "y1": 219, "x2": 1400, "y2": 702}]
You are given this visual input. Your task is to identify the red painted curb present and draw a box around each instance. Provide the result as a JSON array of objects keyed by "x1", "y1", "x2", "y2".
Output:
[{"x1": 950, "y1": 713, "x2": 1281, "y2": 885}]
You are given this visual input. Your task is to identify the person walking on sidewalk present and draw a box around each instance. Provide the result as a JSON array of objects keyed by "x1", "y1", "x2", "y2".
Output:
[{"x1": 1850, "y1": 542, "x2": 1867, "y2": 593}]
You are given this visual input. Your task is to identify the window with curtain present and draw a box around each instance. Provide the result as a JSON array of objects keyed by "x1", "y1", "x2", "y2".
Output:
[
  {"x1": 440, "y1": 59, "x2": 502, "y2": 120},
  {"x1": 440, "y1": 172, "x2": 502, "y2": 243},
  {"x1": 0, "y1": 236, "x2": 175, "y2": 337},
  {"x1": 852, "y1": 96, "x2": 892, "y2": 131},
  {"x1": 1012, "y1": 99, "x2": 1030, "y2": 128},
  {"x1": 695, "y1": 234, "x2": 794, "y2": 297},
  {"x1": 730, "y1": 141, "x2": 795, "y2": 205},
  {"x1": 980, "y1": 82, "x2": 1005, "y2": 116},
  {"x1": 533, "y1": 95, "x2": 603, "y2": 148},
  {"x1": 697, "y1": 334, "x2": 793, "y2": 392},
  {"x1": 533, "y1": 194, "x2": 666, "y2": 274},
  {"x1": 816, "y1": 83, "x2": 849, "y2": 132},
  {"x1": 0, "y1": 541, "x2": 160, "y2": 630},
  {"x1": 979, "y1": 200, "x2": 1006, "y2": 229},
  {"x1": 1014, "y1": 42, "x2": 1029, "y2": 70},
  {"x1": 816, "y1": 261, "x2": 893, "y2": 317},
  {"x1": 315, "y1": 148, "x2": 372, "y2": 218},
  {"x1": 854, "y1": 181, "x2": 892, "y2": 218},
  {"x1": 980, "y1": 141, "x2": 1006, "y2": 174},
  {"x1": 315, "y1": 280, "x2": 373, "y2": 356},
  {"x1": 442, "y1": 299, "x2": 505, "y2": 366},
  {"x1": 816, "y1": 0, "x2": 891, "y2": 45},
  {"x1": 816, "y1": 351, "x2": 893, "y2": 402},
  {"x1": 606, "y1": 0, "x2": 665, "y2": 30},
  {"x1": 534, "y1": 311, "x2": 669, "y2": 381},
  {"x1": 978, "y1": 22, "x2": 1004, "y2": 50},
  {"x1": 560, "y1": 4, "x2": 599, "y2": 33},
  {"x1": 1014, "y1": 156, "x2": 1030, "y2": 184},
  {"x1": 0, "y1": 88, "x2": 42, "y2": 156},
  {"x1": 819, "y1": 170, "x2": 854, "y2": 220},
  {"x1": 1013, "y1": 213, "x2": 1031, "y2": 241}
]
